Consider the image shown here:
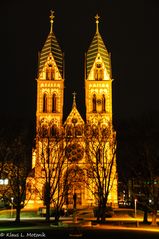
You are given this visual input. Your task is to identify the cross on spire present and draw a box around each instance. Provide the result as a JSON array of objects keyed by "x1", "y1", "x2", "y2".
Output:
[
  {"x1": 50, "y1": 10, "x2": 55, "y2": 33},
  {"x1": 72, "y1": 91, "x2": 77, "y2": 107},
  {"x1": 95, "y1": 14, "x2": 100, "y2": 33}
]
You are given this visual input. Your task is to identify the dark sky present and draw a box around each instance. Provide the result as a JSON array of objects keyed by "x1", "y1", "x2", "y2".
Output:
[{"x1": 1, "y1": 0, "x2": 159, "y2": 126}]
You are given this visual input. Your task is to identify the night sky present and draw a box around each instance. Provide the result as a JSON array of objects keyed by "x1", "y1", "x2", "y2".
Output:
[{"x1": 1, "y1": 0, "x2": 159, "y2": 128}]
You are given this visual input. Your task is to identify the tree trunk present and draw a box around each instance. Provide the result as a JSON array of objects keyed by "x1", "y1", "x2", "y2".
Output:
[
  {"x1": 151, "y1": 210, "x2": 157, "y2": 226},
  {"x1": 15, "y1": 205, "x2": 21, "y2": 223},
  {"x1": 96, "y1": 203, "x2": 101, "y2": 221},
  {"x1": 143, "y1": 209, "x2": 148, "y2": 224},
  {"x1": 45, "y1": 203, "x2": 50, "y2": 222},
  {"x1": 100, "y1": 198, "x2": 107, "y2": 222},
  {"x1": 54, "y1": 207, "x2": 60, "y2": 225},
  {"x1": 45, "y1": 182, "x2": 50, "y2": 222},
  {"x1": 96, "y1": 211, "x2": 100, "y2": 221},
  {"x1": 101, "y1": 204, "x2": 106, "y2": 222},
  {"x1": 55, "y1": 214, "x2": 60, "y2": 225}
]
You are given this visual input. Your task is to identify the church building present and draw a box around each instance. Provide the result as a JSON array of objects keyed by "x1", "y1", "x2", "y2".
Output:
[{"x1": 26, "y1": 11, "x2": 118, "y2": 209}]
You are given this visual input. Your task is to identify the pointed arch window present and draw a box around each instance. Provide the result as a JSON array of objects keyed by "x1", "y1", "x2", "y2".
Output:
[
  {"x1": 92, "y1": 94, "x2": 97, "y2": 112},
  {"x1": 99, "y1": 69, "x2": 104, "y2": 80},
  {"x1": 52, "y1": 93, "x2": 56, "y2": 112},
  {"x1": 94, "y1": 63, "x2": 103, "y2": 81},
  {"x1": 94, "y1": 69, "x2": 99, "y2": 81},
  {"x1": 43, "y1": 93, "x2": 47, "y2": 113},
  {"x1": 50, "y1": 124, "x2": 58, "y2": 137},
  {"x1": 46, "y1": 64, "x2": 55, "y2": 80},
  {"x1": 66, "y1": 125, "x2": 73, "y2": 137},
  {"x1": 41, "y1": 124, "x2": 48, "y2": 137},
  {"x1": 102, "y1": 94, "x2": 106, "y2": 112}
]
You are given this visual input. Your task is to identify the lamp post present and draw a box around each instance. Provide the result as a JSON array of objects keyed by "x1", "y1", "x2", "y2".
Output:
[
  {"x1": 11, "y1": 197, "x2": 14, "y2": 218},
  {"x1": 134, "y1": 198, "x2": 137, "y2": 218}
]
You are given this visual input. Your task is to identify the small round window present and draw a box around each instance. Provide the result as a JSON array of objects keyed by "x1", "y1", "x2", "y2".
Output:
[{"x1": 96, "y1": 63, "x2": 101, "y2": 68}]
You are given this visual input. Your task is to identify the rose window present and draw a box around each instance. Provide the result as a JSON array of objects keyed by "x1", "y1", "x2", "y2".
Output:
[{"x1": 65, "y1": 143, "x2": 84, "y2": 162}]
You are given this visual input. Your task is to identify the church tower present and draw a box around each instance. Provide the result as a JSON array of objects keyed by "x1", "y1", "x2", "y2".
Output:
[
  {"x1": 85, "y1": 14, "x2": 112, "y2": 124},
  {"x1": 26, "y1": 11, "x2": 64, "y2": 208},
  {"x1": 85, "y1": 15, "x2": 118, "y2": 207},
  {"x1": 34, "y1": 10, "x2": 64, "y2": 170},
  {"x1": 36, "y1": 10, "x2": 64, "y2": 136}
]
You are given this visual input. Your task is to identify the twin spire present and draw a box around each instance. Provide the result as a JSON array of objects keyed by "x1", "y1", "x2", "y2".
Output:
[
  {"x1": 49, "y1": 10, "x2": 100, "y2": 33},
  {"x1": 39, "y1": 11, "x2": 111, "y2": 82}
]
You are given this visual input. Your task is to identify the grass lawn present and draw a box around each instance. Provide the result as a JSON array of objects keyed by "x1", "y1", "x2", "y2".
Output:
[{"x1": 0, "y1": 208, "x2": 38, "y2": 218}]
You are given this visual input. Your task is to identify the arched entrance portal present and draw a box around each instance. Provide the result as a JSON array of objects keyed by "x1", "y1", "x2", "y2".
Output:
[{"x1": 64, "y1": 165, "x2": 85, "y2": 208}]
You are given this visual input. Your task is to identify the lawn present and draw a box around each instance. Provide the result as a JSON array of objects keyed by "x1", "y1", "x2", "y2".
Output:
[{"x1": 0, "y1": 208, "x2": 38, "y2": 218}]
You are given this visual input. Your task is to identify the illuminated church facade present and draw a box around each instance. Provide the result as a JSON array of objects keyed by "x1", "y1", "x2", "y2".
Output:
[{"x1": 26, "y1": 12, "x2": 118, "y2": 209}]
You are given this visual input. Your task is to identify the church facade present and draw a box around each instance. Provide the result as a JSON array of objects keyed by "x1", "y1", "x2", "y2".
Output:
[{"x1": 26, "y1": 12, "x2": 118, "y2": 209}]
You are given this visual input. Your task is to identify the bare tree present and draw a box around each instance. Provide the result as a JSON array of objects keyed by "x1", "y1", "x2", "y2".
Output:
[
  {"x1": 119, "y1": 114, "x2": 159, "y2": 225},
  {"x1": 0, "y1": 137, "x2": 10, "y2": 205},
  {"x1": 35, "y1": 124, "x2": 69, "y2": 223},
  {"x1": 2, "y1": 134, "x2": 30, "y2": 222},
  {"x1": 134, "y1": 123, "x2": 159, "y2": 225},
  {"x1": 84, "y1": 119, "x2": 117, "y2": 221}
]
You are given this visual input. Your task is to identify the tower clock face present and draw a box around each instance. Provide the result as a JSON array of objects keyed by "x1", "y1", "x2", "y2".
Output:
[{"x1": 65, "y1": 143, "x2": 84, "y2": 162}]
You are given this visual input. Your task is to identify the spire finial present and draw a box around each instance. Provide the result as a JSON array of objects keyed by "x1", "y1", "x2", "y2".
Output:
[
  {"x1": 72, "y1": 92, "x2": 77, "y2": 107},
  {"x1": 50, "y1": 10, "x2": 55, "y2": 33},
  {"x1": 95, "y1": 14, "x2": 100, "y2": 33}
]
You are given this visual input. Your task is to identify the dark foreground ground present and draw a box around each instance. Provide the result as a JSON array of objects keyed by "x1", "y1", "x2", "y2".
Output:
[
  {"x1": 1, "y1": 227, "x2": 159, "y2": 239},
  {"x1": 0, "y1": 221, "x2": 159, "y2": 239}
]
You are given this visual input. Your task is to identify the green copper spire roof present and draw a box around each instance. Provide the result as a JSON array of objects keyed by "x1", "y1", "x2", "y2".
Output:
[
  {"x1": 86, "y1": 14, "x2": 111, "y2": 78},
  {"x1": 39, "y1": 11, "x2": 63, "y2": 77}
]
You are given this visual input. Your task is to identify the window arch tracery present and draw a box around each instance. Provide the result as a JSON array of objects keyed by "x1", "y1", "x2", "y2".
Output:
[
  {"x1": 46, "y1": 64, "x2": 55, "y2": 80},
  {"x1": 50, "y1": 124, "x2": 58, "y2": 137},
  {"x1": 92, "y1": 94, "x2": 97, "y2": 112},
  {"x1": 40, "y1": 124, "x2": 48, "y2": 137},
  {"x1": 94, "y1": 63, "x2": 104, "y2": 81},
  {"x1": 52, "y1": 93, "x2": 56, "y2": 112},
  {"x1": 102, "y1": 94, "x2": 106, "y2": 112},
  {"x1": 43, "y1": 93, "x2": 47, "y2": 113}
]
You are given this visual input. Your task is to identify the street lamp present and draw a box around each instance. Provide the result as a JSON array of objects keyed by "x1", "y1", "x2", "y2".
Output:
[
  {"x1": 134, "y1": 198, "x2": 137, "y2": 218},
  {"x1": 11, "y1": 197, "x2": 14, "y2": 218}
]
